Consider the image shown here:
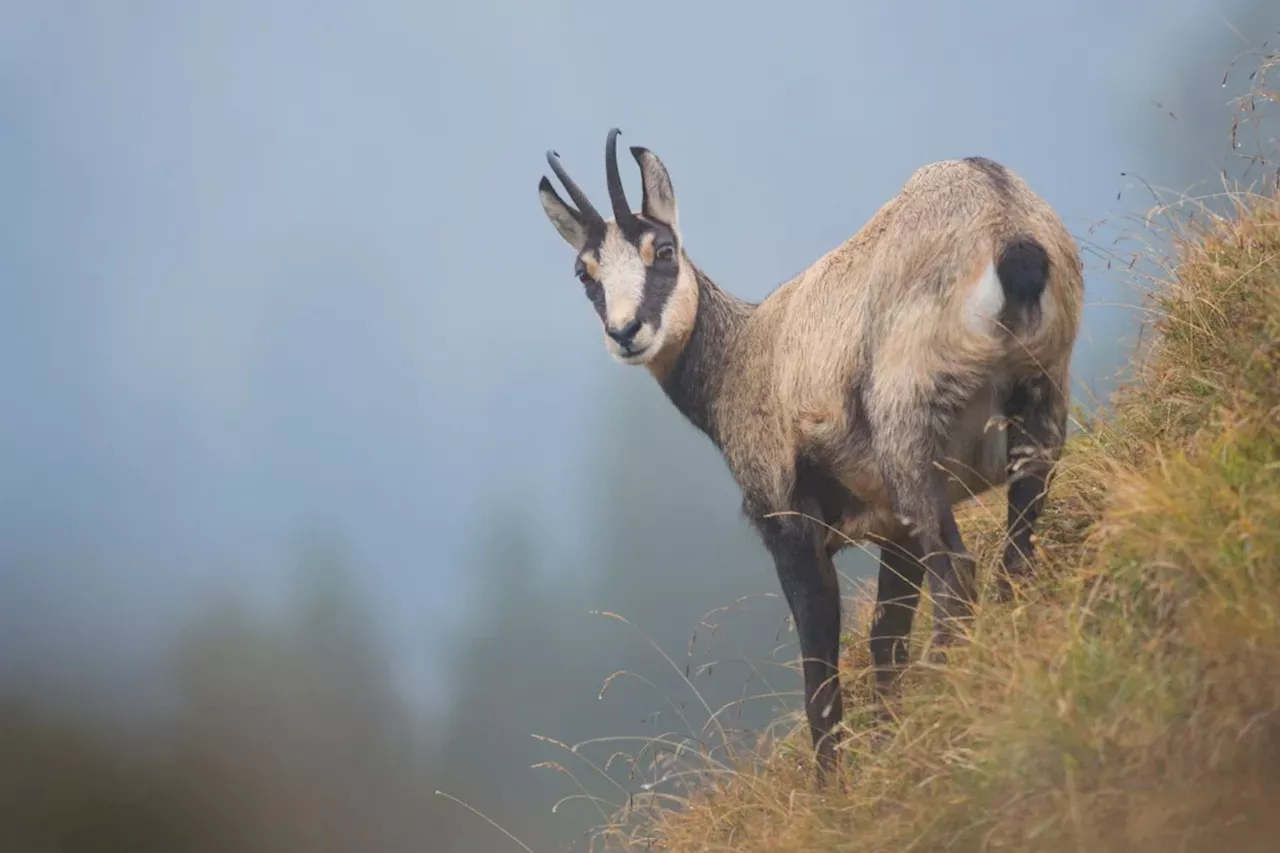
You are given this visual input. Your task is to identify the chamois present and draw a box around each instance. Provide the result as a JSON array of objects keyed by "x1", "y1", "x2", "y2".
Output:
[{"x1": 538, "y1": 129, "x2": 1083, "y2": 780}]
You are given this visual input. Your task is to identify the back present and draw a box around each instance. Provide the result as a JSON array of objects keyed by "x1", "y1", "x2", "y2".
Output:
[{"x1": 760, "y1": 157, "x2": 1081, "y2": 395}]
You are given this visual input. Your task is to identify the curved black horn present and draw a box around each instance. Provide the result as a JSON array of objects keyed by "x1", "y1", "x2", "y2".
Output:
[
  {"x1": 545, "y1": 149, "x2": 602, "y2": 223},
  {"x1": 605, "y1": 128, "x2": 633, "y2": 223}
]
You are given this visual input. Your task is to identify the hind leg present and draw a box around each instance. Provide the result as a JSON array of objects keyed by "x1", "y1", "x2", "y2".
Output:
[
  {"x1": 870, "y1": 531, "x2": 925, "y2": 695},
  {"x1": 999, "y1": 371, "x2": 1068, "y2": 600},
  {"x1": 873, "y1": 425, "x2": 978, "y2": 656}
]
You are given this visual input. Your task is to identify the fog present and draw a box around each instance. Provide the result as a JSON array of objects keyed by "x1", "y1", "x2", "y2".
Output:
[{"x1": 1, "y1": 1, "x2": 1275, "y2": 850}]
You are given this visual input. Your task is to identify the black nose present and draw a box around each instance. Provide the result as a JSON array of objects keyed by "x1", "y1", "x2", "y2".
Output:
[{"x1": 606, "y1": 318, "x2": 643, "y2": 347}]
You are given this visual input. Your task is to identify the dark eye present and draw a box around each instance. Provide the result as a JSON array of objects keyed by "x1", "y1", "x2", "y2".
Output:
[
  {"x1": 655, "y1": 244, "x2": 676, "y2": 262},
  {"x1": 576, "y1": 269, "x2": 591, "y2": 286}
]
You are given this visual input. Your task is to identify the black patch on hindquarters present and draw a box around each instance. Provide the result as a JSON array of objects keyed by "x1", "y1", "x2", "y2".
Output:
[{"x1": 996, "y1": 236, "x2": 1050, "y2": 330}]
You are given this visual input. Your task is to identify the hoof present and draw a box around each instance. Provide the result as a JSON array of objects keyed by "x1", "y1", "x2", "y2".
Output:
[
  {"x1": 925, "y1": 629, "x2": 961, "y2": 665},
  {"x1": 995, "y1": 576, "x2": 1016, "y2": 602},
  {"x1": 999, "y1": 549, "x2": 1035, "y2": 600}
]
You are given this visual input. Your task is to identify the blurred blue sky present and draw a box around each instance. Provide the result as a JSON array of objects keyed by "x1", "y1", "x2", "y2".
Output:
[{"x1": 0, "y1": 0, "x2": 1262, "y2": 715}]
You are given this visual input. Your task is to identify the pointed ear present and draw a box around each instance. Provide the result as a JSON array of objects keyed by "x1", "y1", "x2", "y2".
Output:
[
  {"x1": 630, "y1": 146, "x2": 678, "y2": 229},
  {"x1": 539, "y1": 176, "x2": 588, "y2": 250}
]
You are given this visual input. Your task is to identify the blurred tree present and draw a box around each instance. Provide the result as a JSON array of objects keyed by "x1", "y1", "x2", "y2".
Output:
[
  {"x1": 0, "y1": 543, "x2": 447, "y2": 853},
  {"x1": 433, "y1": 502, "x2": 612, "y2": 851},
  {"x1": 0, "y1": 698, "x2": 209, "y2": 853},
  {"x1": 170, "y1": 543, "x2": 442, "y2": 853}
]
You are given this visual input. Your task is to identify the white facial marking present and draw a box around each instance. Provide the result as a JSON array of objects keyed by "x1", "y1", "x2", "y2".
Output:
[
  {"x1": 965, "y1": 260, "x2": 1005, "y2": 333},
  {"x1": 594, "y1": 225, "x2": 654, "y2": 363},
  {"x1": 598, "y1": 227, "x2": 646, "y2": 326}
]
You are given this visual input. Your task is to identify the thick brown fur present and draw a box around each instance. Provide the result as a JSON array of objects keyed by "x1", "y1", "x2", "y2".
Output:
[
  {"x1": 692, "y1": 160, "x2": 1080, "y2": 545},
  {"x1": 539, "y1": 136, "x2": 1083, "y2": 784}
]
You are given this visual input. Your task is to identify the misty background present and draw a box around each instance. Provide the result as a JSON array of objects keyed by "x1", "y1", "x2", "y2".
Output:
[{"x1": 1, "y1": 1, "x2": 1277, "y2": 851}]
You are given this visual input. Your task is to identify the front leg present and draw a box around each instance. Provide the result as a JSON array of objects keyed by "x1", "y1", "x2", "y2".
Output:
[{"x1": 759, "y1": 505, "x2": 843, "y2": 781}]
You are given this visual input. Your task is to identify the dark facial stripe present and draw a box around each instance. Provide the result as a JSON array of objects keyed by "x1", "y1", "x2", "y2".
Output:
[
  {"x1": 585, "y1": 279, "x2": 607, "y2": 320},
  {"x1": 634, "y1": 222, "x2": 680, "y2": 328},
  {"x1": 574, "y1": 255, "x2": 608, "y2": 323}
]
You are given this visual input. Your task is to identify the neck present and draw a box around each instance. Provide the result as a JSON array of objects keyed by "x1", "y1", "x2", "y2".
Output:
[{"x1": 656, "y1": 263, "x2": 754, "y2": 446}]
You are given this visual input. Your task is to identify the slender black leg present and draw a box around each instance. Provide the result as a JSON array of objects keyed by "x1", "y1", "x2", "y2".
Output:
[
  {"x1": 871, "y1": 383, "x2": 979, "y2": 656},
  {"x1": 1000, "y1": 373, "x2": 1068, "y2": 600},
  {"x1": 877, "y1": 458, "x2": 977, "y2": 655},
  {"x1": 761, "y1": 507, "x2": 843, "y2": 783},
  {"x1": 870, "y1": 533, "x2": 926, "y2": 694}
]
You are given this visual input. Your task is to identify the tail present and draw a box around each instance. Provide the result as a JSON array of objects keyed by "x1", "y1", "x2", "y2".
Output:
[{"x1": 995, "y1": 235, "x2": 1050, "y2": 331}]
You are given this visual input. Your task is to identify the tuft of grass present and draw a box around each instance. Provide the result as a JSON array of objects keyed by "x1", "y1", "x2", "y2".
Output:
[{"x1": 594, "y1": 90, "x2": 1280, "y2": 853}]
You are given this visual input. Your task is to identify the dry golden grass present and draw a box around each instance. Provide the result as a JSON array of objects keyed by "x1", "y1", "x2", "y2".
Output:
[{"x1": 590, "y1": 87, "x2": 1280, "y2": 852}]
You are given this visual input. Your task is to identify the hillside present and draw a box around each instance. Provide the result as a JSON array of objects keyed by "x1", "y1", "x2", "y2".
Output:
[{"x1": 596, "y1": 102, "x2": 1280, "y2": 853}]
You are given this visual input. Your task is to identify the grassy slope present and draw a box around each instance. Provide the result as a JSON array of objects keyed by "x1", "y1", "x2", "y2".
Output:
[{"x1": 602, "y1": 184, "x2": 1280, "y2": 851}]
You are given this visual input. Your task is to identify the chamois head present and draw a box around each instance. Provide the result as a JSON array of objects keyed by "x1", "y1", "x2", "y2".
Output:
[{"x1": 538, "y1": 128, "x2": 696, "y2": 367}]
